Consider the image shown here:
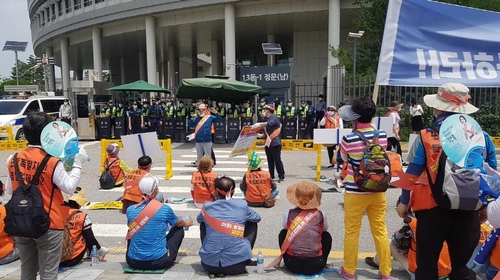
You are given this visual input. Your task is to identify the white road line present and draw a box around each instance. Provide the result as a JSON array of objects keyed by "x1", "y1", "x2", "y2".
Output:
[
  {"x1": 81, "y1": 141, "x2": 100, "y2": 148},
  {"x1": 172, "y1": 160, "x2": 266, "y2": 165},
  {"x1": 157, "y1": 175, "x2": 243, "y2": 181},
  {"x1": 101, "y1": 186, "x2": 243, "y2": 194},
  {"x1": 92, "y1": 224, "x2": 201, "y2": 239},
  {"x1": 181, "y1": 155, "x2": 255, "y2": 159},
  {"x1": 153, "y1": 166, "x2": 250, "y2": 172},
  {"x1": 83, "y1": 202, "x2": 203, "y2": 212}
]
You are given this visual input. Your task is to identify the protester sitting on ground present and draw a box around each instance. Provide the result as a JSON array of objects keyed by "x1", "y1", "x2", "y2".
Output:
[
  {"x1": 277, "y1": 182, "x2": 332, "y2": 275},
  {"x1": 0, "y1": 182, "x2": 20, "y2": 265},
  {"x1": 102, "y1": 143, "x2": 133, "y2": 188},
  {"x1": 364, "y1": 216, "x2": 451, "y2": 280},
  {"x1": 126, "y1": 175, "x2": 193, "y2": 270},
  {"x1": 198, "y1": 176, "x2": 261, "y2": 276},
  {"x1": 240, "y1": 151, "x2": 278, "y2": 207},
  {"x1": 191, "y1": 156, "x2": 218, "y2": 208},
  {"x1": 121, "y1": 156, "x2": 154, "y2": 213},
  {"x1": 60, "y1": 187, "x2": 108, "y2": 267}
]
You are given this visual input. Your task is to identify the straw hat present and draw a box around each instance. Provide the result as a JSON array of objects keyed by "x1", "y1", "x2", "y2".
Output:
[
  {"x1": 423, "y1": 83, "x2": 478, "y2": 114},
  {"x1": 248, "y1": 151, "x2": 265, "y2": 170},
  {"x1": 286, "y1": 182, "x2": 322, "y2": 210},
  {"x1": 68, "y1": 188, "x2": 90, "y2": 207},
  {"x1": 387, "y1": 101, "x2": 404, "y2": 111}
]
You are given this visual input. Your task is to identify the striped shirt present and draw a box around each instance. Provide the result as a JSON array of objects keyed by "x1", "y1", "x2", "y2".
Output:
[{"x1": 340, "y1": 123, "x2": 388, "y2": 193}]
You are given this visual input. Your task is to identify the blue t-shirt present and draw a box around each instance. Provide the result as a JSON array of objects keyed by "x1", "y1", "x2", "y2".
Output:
[{"x1": 126, "y1": 201, "x2": 178, "y2": 261}]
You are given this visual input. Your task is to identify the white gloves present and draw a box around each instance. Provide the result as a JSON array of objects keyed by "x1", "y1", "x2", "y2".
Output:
[
  {"x1": 73, "y1": 147, "x2": 88, "y2": 169},
  {"x1": 251, "y1": 123, "x2": 263, "y2": 130}
]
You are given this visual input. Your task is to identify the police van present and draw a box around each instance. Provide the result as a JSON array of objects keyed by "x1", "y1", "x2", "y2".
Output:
[{"x1": 0, "y1": 96, "x2": 65, "y2": 140}]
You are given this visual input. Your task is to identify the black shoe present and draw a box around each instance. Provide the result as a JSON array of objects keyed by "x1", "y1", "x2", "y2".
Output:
[
  {"x1": 278, "y1": 177, "x2": 285, "y2": 183},
  {"x1": 402, "y1": 162, "x2": 409, "y2": 166},
  {"x1": 364, "y1": 257, "x2": 379, "y2": 268},
  {"x1": 327, "y1": 164, "x2": 335, "y2": 169}
]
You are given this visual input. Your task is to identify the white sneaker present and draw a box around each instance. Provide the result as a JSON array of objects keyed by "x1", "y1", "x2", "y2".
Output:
[{"x1": 98, "y1": 246, "x2": 109, "y2": 258}]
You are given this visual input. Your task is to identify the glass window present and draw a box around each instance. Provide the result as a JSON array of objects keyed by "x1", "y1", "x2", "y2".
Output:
[
  {"x1": 25, "y1": 100, "x2": 40, "y2": 114},
  {"x1": 95, "y1": 0, "x2": 104, "y2": 3},
  {"x1": 58, "y1": 1, "x2": 62, "y2": 16},
  {"x1": 51, "y1": 4, "x2": 56, "y2": 19},
  {"x1": 74, "y1": 0, "x2": 81, "y2": 10},
  {"x1": 41, "y1": 99, "x2": 64, "y2": 113},
  {"x1": 84, "y1": 0, "x2": 92, "y2": 7},
  {"x1": 46, "y1": 8, "x2": 50, "y2": 21},
  {"x1": 65, "y1": 0, "x2": 72, "y2": 13},
  {"x1": 0, "y1": 101, "x2": 27, "y2": 115}
]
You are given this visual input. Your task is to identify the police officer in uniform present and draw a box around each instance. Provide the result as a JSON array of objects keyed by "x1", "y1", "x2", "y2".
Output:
[
  {"x1": 257, "y1": 98, "x2": 266, "y2": 121},
  {"x1": 148, "y1": 98, "x2": 164, "y2": 136},
  {"x1": 273, "y1": 98, "x2": 284, "y2": 118},
  {"x1": 188, "y1": 99, "x2": 198, "y2": 118},
  {"x1": 215, "y1": 101, "x2": 226, "y2": 119},
  {"x1": 165, "y1": 99, "x2": 176, "y2": 118},
  {"x1": 128, "y1": 102, "x2": 144, "y2": 134},
  {"x1": 227, "y1": 103, "x2": 240, "y2": 119},
  {"x1": 303, "y1": 100, "x2": 316, "y2": 139},
  {"x1": 299, "y1": 100, "x2": 307, "y2": 117},
  {"x1": 142, "y1": 102, "x2": 149, "y2": 131},
  {"x1": 284, "y1": 100, "x2": 297, "y2": 118},
  {"x1": 240, "y1": 101, "x2": 253, "y2": 118},
  {"x1": 176, "y1": 100, "x2": 187, "y2": 118}
]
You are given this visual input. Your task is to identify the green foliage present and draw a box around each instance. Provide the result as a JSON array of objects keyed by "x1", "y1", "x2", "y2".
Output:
[
  {"x1": 8, "y1": 55, "x2": 45, "y2": 91},
  {"x1": 471, "y1": 102, "x2": 500, "y2": 136}
]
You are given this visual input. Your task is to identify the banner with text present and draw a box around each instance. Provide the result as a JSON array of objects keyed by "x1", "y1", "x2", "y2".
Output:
[{"x1": 376, "y1": 0, "x2": 500, "y2": 87}]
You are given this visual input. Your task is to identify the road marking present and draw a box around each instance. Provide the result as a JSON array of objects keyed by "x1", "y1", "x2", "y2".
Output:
[
  {"x1": 83, "y1": 202, "x2": 204, "y2": 212},
  {"x1": 251, "y1": 248, "x2": 375, "y2": 259},
  {"x1": 181, "y1": 155, "x2": 254, "y2": 159},
  {"x1": 92, "y1": 224, "x2": 200, "y2": 239},
  {"x1": 157, "y1": 175, "x2": 243, "y2": 181},
  {"x1": 153, "y1": 166, "x2": 250, "y2": 172},
  {"x1": 81, "y1": 141, "x2": 100, "y2": 148},
  {"x1": 172, "y1": 160, "x2": 266, "y2": 165},
  {"x1": 100, "y1": 186, "x2": 243, "y2": 194}
]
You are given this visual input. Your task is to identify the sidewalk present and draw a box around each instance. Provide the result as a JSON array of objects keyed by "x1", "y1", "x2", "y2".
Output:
[{"x1": 0, "y1": 254, "x2": 411, "y2": 280}]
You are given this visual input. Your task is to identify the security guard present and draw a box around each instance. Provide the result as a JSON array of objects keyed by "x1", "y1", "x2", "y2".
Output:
[
  {"x1": 239, "y1": 101, "x2": 253, "y2": 118},
  {"x1": 215, "y1": 101, "x2": 226, "y2": 118},
  {"x1": 227, "y1": 103, "x2": 239, "y2": 119},
  {"x1": 273, "y1": 98, "x2": 284, "y2": 118},
  {"x1": 147, "y1": 98, "x2": 164, "y2": 136},
  {"x1": 284, "y1": 100, "x2": 297, "y2": 117},
  {"x1": 176, "y1": 100, "x2": 187, "y2": 118}
]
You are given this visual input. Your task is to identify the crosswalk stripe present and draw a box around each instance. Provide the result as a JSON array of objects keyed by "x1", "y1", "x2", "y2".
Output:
[
  {"x1": 181, "y1": 154, "x2": 254, "y2": 159},
  {"x1": 153, "y1": 166, "x2": 250, "y2": 172},
  {"x1": 172, "y1": 160, "x2": 266, "y2": 166},
  {"x1": 211, "y1": 150, "x2": 266, "y2": 155},
  {"x1": 100, "y1": 186, "x2": 243, "y2": 194},
  {"x1": 92, "y1": 224, "x2": 200, "y2": 239},
  {"x1": 157, "y1": 175, "x2": 243, "y2": 181},
  {"x1": 83, "y1": 202, "x2": 203, "y2": 212}
]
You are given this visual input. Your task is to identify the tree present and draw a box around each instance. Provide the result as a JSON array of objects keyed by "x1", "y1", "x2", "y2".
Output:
[{"x1": 9, "y1": 55, "x2": 45, "y2": 91}]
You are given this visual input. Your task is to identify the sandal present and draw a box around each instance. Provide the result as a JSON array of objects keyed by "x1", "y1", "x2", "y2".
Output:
[{"x1": 364, "y1": 257, "x2": 379, "y2": 268}]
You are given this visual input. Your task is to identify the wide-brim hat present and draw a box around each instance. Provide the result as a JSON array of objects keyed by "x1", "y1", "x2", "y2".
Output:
[
  {"x1": 68, "y1": 188, "x2": 90, "y2": 207},
  {"x1": 286, "y1": 182, "x2": 322, "y2": 210},
  {"x1": 338, "y1": 105, "x2": 361, "y2": 121},
  {"x1": 423, "y1": 83, "x2": 478, "y2": 114},
  {"x1": 248, "y1": 151, "x2": 265, "y2": 170},
  {"x1": 387, "y1": 101, "x2": 404, "y2": 111}
]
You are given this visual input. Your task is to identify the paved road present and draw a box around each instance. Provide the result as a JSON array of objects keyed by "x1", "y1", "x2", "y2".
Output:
[{"x1": 0, "y1": 141, "x2": 496, "y2": 279}]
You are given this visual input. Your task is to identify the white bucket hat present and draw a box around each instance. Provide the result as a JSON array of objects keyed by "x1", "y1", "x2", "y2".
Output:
[{"x1": 423, "y1": 83, "x2": 478, "y2": 114}]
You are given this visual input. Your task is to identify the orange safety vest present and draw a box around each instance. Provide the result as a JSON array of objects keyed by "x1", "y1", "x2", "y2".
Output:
[
  {"x1": 191, "y1": 171, "x2": 218, "y2": 204},
  {"x1": 409, "y1": 129, "x2": 440, "y2": 211},
  {"x1": 102, "y1": 156, "x2": 125, "y2": 184},
  {"x1": 244, "y1": 170, "x2": 272, "y2": 203},
  {"x1": 324, "y1": 114, "x2": 341, "y2": 129},
  {"x1": 0, "y1": 205, "x2": 15, "y2": 259},
  {"x1": 386, "y1": 151, "x2": 402, "y2": 177},
  {"x1": 122, "y1": 168, "x2": 149, "y2": 204},
  {"x1": 66, "y1": 209, "x2": 86, "y2": 260},
  {"x1": 407, "y1": 218, "x2": 451, "y2": 277},
  {"x1": 8, "y1": 148, "x2": 68, "y2": 230}
]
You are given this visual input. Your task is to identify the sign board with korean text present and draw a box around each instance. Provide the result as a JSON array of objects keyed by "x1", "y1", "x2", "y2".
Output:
[
  {"x1": 377, "y1": 0, "x2": 500, "y2": 86},
  {"x1": 121, "y1": 132, "x2": 162, "y2": 161},
  {"x1": 240, "y1": 66, "x2": 291, "y2": 89},
  {"x1": 313, "y1": 129, "x2": 353, "y2": 144},
  {"x1": 229, "y1": 126, "x2": 259, "y2": 157}
]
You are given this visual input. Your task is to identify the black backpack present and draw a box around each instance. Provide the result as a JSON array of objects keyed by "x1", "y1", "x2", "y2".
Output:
[
  {"x1": 99, "y1": 158, "x2": 119, "y2": 189},
  {"x1": 4, "y1": 153, "x2": 54, "y2": 239}
]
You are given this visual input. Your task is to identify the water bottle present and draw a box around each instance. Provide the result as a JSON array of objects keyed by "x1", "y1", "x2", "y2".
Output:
[
  {"x1": 91, "y1": 245, "x2": 99, "y2": 267},
  {"x1": 256, "y1": 250, "x2": 264, "y2": 274}
]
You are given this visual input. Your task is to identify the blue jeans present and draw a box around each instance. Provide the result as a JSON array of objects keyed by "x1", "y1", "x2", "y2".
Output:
[{"x1": 485, "y1": 263, "x2": 499, "y2": 280}]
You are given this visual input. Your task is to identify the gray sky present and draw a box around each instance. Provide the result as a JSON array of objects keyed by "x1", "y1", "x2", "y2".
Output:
[{"x1": 1, "y1": 0, "x2": 36, "y2": 79}]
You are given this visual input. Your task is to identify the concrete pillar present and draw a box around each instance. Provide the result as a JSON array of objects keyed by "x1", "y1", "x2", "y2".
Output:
[
  {"x1": 120, "y1": 57, "x2": 126, "y2": 84},
  {"x1": 60, "y1": 38, "x2": 70, "y2": 98},
  {"x1": 267, "y1": 34, "x2": 275, "y2": 66},
  {"x1": 92, "y1": 27, "x2": 102, "y2": 81},
  {"x1": 145, "y1": 16, "x2": 157, "y2": 88},
  {"x1": 168, "y1": 46, "x2": 176, "y2": 89},
  {"x1": 139, "y1": 52, "x2": 146, "y2": 80},
  {"x1": 191, "y1": 43, "x2": 198, "y2": 78},
  {"x1": 327, "y1": 0, "x2": 341, "y2": 105},
  {"x1": 45, "y1": 46, "x2": 56, "y2": 92},
  {"x1": 211, "y1": 40, "x2": 220, "y2": 75},
  {"x1": 224, "y1": 4, "x2": 236, "y2": 80}
]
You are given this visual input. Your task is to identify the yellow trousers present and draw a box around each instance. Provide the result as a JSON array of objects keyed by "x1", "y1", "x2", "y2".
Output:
[{"x1": 343, "y1": 192, "x2": 392, "y2": 276}]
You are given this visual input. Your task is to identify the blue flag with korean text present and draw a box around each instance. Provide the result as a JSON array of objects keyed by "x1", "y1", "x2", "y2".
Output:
[{"x1": 376, "y1": 0, "x2": 500, "y2": 87}]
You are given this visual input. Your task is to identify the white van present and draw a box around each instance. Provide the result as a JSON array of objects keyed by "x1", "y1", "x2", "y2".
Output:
[{"x1": 0, "y1": 96, "x2": 66, "y2": 140}]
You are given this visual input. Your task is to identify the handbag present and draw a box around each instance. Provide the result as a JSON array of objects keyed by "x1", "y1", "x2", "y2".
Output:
[{"x1": 256, "y1": 184, "x2": 275, "y2": 208}]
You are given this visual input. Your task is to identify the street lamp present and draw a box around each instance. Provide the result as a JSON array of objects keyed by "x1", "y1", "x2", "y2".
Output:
[{"x1": 348, "y1": 31, "x2": 364, "y2": 87}]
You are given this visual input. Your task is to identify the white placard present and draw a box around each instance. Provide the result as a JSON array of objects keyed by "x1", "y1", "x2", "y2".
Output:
[
  {"x1": 313, "y1": 129, "x2": 353, "y2": 144},
  {"x1": 372, "y1": 117, "x2": 394, "y2": 137},
  {"x1": 121, "y1": 132, "x2": 162, "y2": 161},
  {"x1": 229, "y1": 126, "x2": 259, "y2": 157}
]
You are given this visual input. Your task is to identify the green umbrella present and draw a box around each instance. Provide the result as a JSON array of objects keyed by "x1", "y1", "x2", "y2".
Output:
[
  {"x1": 107, "y1": 80, "x2": 171, "y2": 93},
  {"x1": 176, "y1": 77, "x2": 261, "y2": 103}
]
